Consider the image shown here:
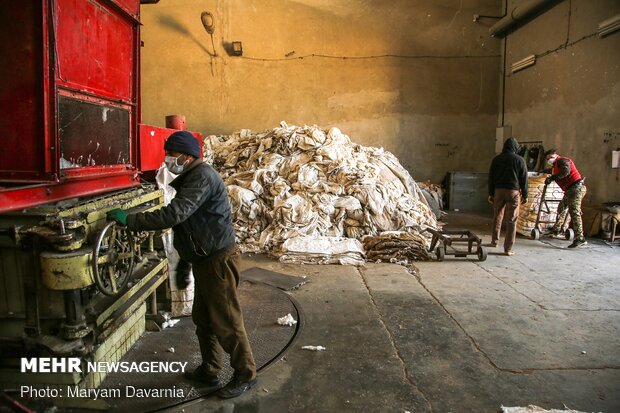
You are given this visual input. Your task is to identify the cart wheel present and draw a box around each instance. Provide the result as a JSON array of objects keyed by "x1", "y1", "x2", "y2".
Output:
[
  {"x1": 436, "y1": 245, "x2": 445, "y2": 262},
  {"x1": 531, "y1": 228, "x2": 541, "y2": 240},
  {"x1": 565, "y1": 228, "x2": 575, "y2": 241},
  {"x1": 477, "y1": 246, "x2": 487, "y2": 262}
]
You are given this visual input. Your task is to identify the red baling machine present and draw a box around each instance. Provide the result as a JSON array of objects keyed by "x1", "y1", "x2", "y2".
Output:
[{"x1": 0, "y1": 0, "x2": 197, "y2": 393}]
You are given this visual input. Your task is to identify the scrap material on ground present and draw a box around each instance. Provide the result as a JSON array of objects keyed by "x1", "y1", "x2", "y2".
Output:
[
  {"x1": 203, "y1": 122, "x2": 437, "y2": 265},
  {"x1": 362, "y1": 231, "x2": 432, "y2": 274},
  {"x1": 501, "y1": 406, "x2": 601, "y2": 413}
]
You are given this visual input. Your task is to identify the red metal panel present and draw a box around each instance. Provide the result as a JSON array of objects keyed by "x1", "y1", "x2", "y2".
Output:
[
  {"x1": 0, "y1": 172, "x2": 140, "y2": 214},
  {"x1": 139, "y1": 125, "x2": 203, "y2": 172},
  {"x1": 0, "y1": 0, "x2": 145, "y2": 212},
  {"x1": 109, "y1": 0, "x2": 140, "y2": 20},
  {"x1": 0, "y1": 2, "x2": 48, "y2": 181},
  {"x1": 55, "y1": 0, "x2": 136, "y2": 103}
]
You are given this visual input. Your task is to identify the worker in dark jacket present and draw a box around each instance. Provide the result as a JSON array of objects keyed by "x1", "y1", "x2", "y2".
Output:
[
  {"x1": 544, "y1": 149, "x2": 587, "y2": 248},
  {"x1": 488, "y1": 137, "x2": 528, "y2": 255},
  {"x1": 106, "y1": 131, "x2": 257, "y2": 399}
]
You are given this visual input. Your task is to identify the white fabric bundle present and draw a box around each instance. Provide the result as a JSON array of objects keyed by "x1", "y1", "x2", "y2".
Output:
[{"x1": 204, "y1": 122, "x2": 437, "y2": 262}]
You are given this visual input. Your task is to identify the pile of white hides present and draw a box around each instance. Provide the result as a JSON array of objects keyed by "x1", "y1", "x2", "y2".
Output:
[{"x1": 203, "y1": 122, "x2": 437, "y2": 261}]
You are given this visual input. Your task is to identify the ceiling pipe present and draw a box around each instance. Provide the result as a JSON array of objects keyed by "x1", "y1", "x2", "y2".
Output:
[{"x1": 489, "y1": 0, "x2": 560, "y2": 37}]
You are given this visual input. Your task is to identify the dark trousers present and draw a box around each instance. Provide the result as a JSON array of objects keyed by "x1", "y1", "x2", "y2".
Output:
[
  {"x1": 191, "y1": 247, "x2": 256, "y2": 382},
  {"x1": 492, "y1": 188, "x2": 521, "y2": 252}
]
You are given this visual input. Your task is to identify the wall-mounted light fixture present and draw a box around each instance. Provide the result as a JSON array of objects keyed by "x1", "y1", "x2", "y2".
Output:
[
  {"x1": 201, "y1": 12, "x2": 215, "y2": 34},
  {"x1": 511, "y1": 54, "x2": 536, "y2": 73},
  {"x1": 231, "y1": 41, "x2": 243, "y2": 56},
  {"x1": 598, "y1": 13, "x2": 620, "y2": 37},
  {"x1": 201, "y1": 11, "x2": 217, "y2": 57}
]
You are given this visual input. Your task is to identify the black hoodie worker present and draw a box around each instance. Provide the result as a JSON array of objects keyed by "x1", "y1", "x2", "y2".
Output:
[
  {"x1": 488, "y1": 137, "x2": 528, "y2": 255},
  {"x1": 106, "y1": 131, "x2": 257, "y2": 399}
]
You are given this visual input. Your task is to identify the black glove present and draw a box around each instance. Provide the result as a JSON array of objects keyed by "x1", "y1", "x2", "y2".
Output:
[
  {"x1": 544, "y1": 176, "x2": 553, "y2": 185},
  {"x1": 175, "y1": 259, "x2": 192, "y2": 290}
]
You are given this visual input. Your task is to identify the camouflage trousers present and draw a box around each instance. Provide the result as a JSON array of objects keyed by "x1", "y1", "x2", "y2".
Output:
[{"x1": 552, "y1": 182, "x2": 587, "y2": 239}]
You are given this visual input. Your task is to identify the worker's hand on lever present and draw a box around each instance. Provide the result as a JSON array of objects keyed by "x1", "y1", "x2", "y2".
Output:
[
  {"x1": 487, "y1": 195, "x2": 494, "y2": 204},
  {"x1": 106, "y1": 208, "x2": 128, "y2": 226},
  {"x1": 544, "y1": 176, "x2": 553, "y2": 185},
  {"x1": 176, "y1": 260, "x2": 192, "y2": 290}
]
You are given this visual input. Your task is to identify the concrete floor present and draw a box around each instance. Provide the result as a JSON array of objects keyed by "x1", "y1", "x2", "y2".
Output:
[{"x1": 166, "y1": 212, "x2": 620, "y2": 413}]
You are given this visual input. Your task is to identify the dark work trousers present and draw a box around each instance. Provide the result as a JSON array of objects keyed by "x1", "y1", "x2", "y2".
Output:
[
  {"x1": 191, "y1": 247, "x2": 256, "y2": 382},
  {"x1": 492, "y1": 188, "x2": 521, "y2": 253}
]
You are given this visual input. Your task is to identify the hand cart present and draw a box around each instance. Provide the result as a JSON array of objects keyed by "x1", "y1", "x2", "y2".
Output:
[
  {"x1": 529, "y1": 182, "x2": 574, "y2": 241},
  {"x1": 424, "y1": 228, "x2": 487, "y2": 262}
]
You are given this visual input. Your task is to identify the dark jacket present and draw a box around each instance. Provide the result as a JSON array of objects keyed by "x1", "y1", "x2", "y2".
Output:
[
  {"x1": 126, "y1": 160, "x2": 236, "y2": 262},
  {"x1": 488, "y1": 138, "x2": 528, "y2": 198}
]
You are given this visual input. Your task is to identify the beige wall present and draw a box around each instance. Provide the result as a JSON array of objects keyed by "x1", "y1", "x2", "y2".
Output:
[
  {"x1": 503, "y1": 0, "x2": 620, "y2": 205},
  {"x1": 140, "y1": 0, "x2": 501, "y2": 184}
]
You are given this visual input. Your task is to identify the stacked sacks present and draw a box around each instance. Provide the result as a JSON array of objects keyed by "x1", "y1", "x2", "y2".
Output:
[
  {"x1": 363, "y1": 231, "x2": 432, "y2": 263},
  {"x1": 517, "y1": 172, "x2": 564, "y2": 236},
  {"x1": 362, "y1": 231, "x2": 433, "y2": 274},
  {"x1": 276, "y1": 236, "x2": 366, "y2": 266},
  {"x1": 203, "y1": 122, "x2": 438, "y2": 261}
]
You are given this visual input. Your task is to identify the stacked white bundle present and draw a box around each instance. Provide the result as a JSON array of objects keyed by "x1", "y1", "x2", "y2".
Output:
[
  {"x1": 204, "y1": 122, "x2": 437, "y2": 262},
  {"x1": 517, "y1": 173, "x2": 564, "y2": 236}
]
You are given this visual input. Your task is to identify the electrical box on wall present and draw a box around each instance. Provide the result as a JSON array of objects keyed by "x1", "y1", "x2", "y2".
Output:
[{"x1": 612, "y1": 150, "x2": 620, "y2": 168}]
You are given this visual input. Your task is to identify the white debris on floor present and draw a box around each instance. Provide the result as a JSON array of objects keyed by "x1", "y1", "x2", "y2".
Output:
[
  {"x1": 501, "y1": 405, "x2": 601, "y2": 413},
  {"x1": 204, "y1": 122, "x2": 437, "y2": 264},
  {"x1": 276, "y1": 313, "x2": 298, "y2": 326},
  {"x1": 162, "y1": 318, "x2": 180, "y2": 329},
  {"x1": 301, "y1": 345, "x2": 326, "y2": 351}
]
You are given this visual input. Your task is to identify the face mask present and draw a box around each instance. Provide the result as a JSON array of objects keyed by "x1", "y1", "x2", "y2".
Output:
[
  {"x1": 546, "y1": 156, "x2": 557, "y2": 167},
  {"x1": 164, "y1": 155, "x2": 186, "y2": 174}
]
